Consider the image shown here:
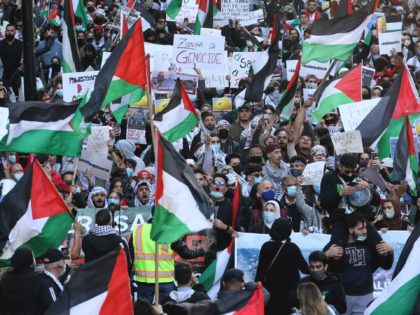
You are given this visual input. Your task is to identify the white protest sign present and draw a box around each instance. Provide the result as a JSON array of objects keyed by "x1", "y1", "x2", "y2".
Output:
[
  {"x1": 303, "y1": 88, "x2": 315, "y2": 101},
  {"x1": 201, "y1": 28, "x2": 222, "y2": 36},
  {"x1": 100, "y1": 51, "x2": 111, "y2": 68},
  {"x1": 331, "y1": 130, "x2": 364, "y2": 155},
  {"x1": 230, "y1": 51, "x2": 263, "y2": 88},
  {"x1": 300, "y1": 60, "x2": 331, "y2": 80},
  {"x1": 145, "y1": 43, "x2": 174, "y2": 72},
  {"x1": 77, "y1": 126, "x2": 113, "y2": 180},
  {"x1": 239, "y1": 9, "x2": 264, "y2": 26},
  {"x1": 379, "y1": 31, "x2": 402, "y2": 56},
  {"x1": 338, "y1": 98, "x2": 380, "y2": 131},
  {"x1": 62, "y1": 71, "x2": 99, "y2": 102},
  {"x1": 126, "y1": 108, "x2": 147, "y2": 144},
  {"x1": 166, "y1": 0, "x2": 199, "y2": 23},
  {"x1": 286, "y1": 59, "x2": 298, "y2": 81},
  {"x1": 173, "y1": 35, "x2": 226, "y2": 70},
  {"x1": 302, "y1": 161, "x2": 326, "y2": 185},
  {"x1": 222, "y1": 0, "x2": 249, "y2": 19},
  {"x1": 0, "y1": 108, "x2": 9, "y2": 142},
  {"x1": 203, "y1": 69, "x2": 230, "y2": 88}
]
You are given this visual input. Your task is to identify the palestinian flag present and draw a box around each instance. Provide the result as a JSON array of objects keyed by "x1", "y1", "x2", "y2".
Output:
[
  {"x1": 166, "y1": 0, "x2": 183, "y2": 19},
  {"x1": 62, "y1": 0, "x2": 82, "y2": 73},
  {"x1": 365, "y1": 225, "x2": 420, "y2": 315},
  {"x1": 48, "y1": 8, "x2": 61, "y2": 26},
  {"x1": 278, "y1": 58, "x2": 301, "y2": 120},
  {"x1": 235, "y1": 40, "x2": 280, "y2": 109},
  {"x1": 302, "y1": 7, "x2": 373, "y2": 63},
  {"x1": 154, "y1": 79, "x2": 199, "y2": 143},
  {"x1": 72, "y1": 19, "x2": 147, "y2": 136},
  {"x1": 312, "y1": 63, "x2": 362, "y2": 122},
  {"x1": 335, "y1": 0, "x2": 352, "y2": 18},
  {"x1": 223, "y1": 283, "x2": 265, "y2": 315},
  {"x1": 72, "y1": 0, "x2": 89, "y2": 29},
  {"x1": 151, "y1": 132, "x2": 213, "y2": 244},
  {"x1": 111, "y1": 89, "x2": 147, "y2": 124},
  {"x1": 285, "y1": 18, "x2": 302, "y2": 33},
  {"x1": 45, "y1": 247, "x2": 133, "y2": 315},
  {"x1": 120, "y1": 10, "x2": 128, "y2": 40},
  {"x1": 0, "y1": 161, "x2": 74, "y2": 267},
  {"x1": 0, "y1": 101, "x2": 83, "y2": 156},
  {"x1": 357, "y1": 65, "x2": 420, "y2": 152},
  {"x1": 194, "y1": 0, "x2": 211, "y2": 35},
  {"x1": 391, "y1": 116, "x2": 418, "y2": 195}
]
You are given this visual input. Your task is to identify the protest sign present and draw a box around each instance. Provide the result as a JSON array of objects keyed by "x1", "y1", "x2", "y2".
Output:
[
  {"x1": 221, "y1": 0, "x2": 249, "y2": 19},
  {"x1": 386, "y1": 15, "x2": 402, "y2": 32},
  {"x1": 338, "y1": 98, "x2": 380, "y2": 131},
  {"x1": 62, "y1": 71, "x2": 99, "y2": 102},
  {"x1": 100, "y1": 51, "x2": 111, "y2": 68},
  {"x1": 235, "y1": 231, "x2": 410, "y2": 296},
  {"x1": 300, "y1": 60, "x2": 331, "y2": 80},
  {"x1": 331, "y1": 130, "x2": 364, "y2": 155},
  {"x1": 213, "y1": 97, "x2": 232, "y2": 112},
  {"x1": 362, "y1": 66, "x2": 375, "y2": 88},
  {"x1": 154, "y1": 98, "x2": 171, "y2": 114},
  {"x1": 166, "y1": 0, "x2": 199, "y2": 23},
  {"x1": 302, "y1": 88, "x2": 315, "y2": 101},
  {"x1": 239, "y1": 9, "x2": 264, "y2": 26},
  {"x1": 144, "y1": 43, "x2": 174, "y2": 72},
  {"x1": 201, "y1": 28, "x2": 222, "y2": 36},
  {"x1": 151, "y1": 71, "x2": 197, "y2": 94},
  {"x1": 173, "y1": 35, "x2": 226, "y2": 70},
  {"x1": 77, "y1": 126, "x2": 113, "y2": 180},
  {"x1": 203, "y1": 70, "x2": 230, "y2": 89},
  {"x1": 272, "y1": 59, "x2": 283, "y2": 81},
  {"x1": 286, "y1": 59, "x2": 299, "y2": 81},
  {"x1": 302, "y1": 161, "x2": 325, "y2": 185},
  {"x1": 0, "y1": 108, "x2": 8, "y2": 142},
  {"x1": 126, "y1": 108, "x2": 147, "y2": 145},
  {"x1": 230, "y1": 51, "x2": 263, "y2": 88},
  {"x1": 361, "y1": 167, "x2": 388, "y2": 191},
  {"x1": 379, "y1": 31, "x2": 402, "y2": 56}
]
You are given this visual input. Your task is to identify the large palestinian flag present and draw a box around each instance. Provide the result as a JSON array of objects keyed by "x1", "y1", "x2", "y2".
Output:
[
  {"x1": 302, "y1": 7, "x2": 373, "y2": 63},
  {"x1": 72, "y1": 0, "x2": 88, "y2": 28},
  {"x1": 154, "y1": 79, "x2": 199, "y2": 143},
  {"x1": 166, "y1": 0, "x2": 183, "y2": 18},
  {"x1": 0, "y1": 101, "x2": 83, "y2": 156},
  {"x1": 356, "y1": 65, "x2": 420, "y2": 154},
  {"x1": 72, "y1": 19, "x2": 147, "y2": 136},
  {"x1": 151, "y1": 132, "x2": 213, "y2": 244},
  {"x1": 194, "y1": 0, "x2": 212, "y2": 35},
  {"x1": 0, "y1": 161, "x2": 74, "y2": 266},
  {"x1": 365, "y1": 225, "x2": 420, "y2": 315},
  {"x1": 45, "y1": 247, "x2": 133, "y2": 315},
  {"x1": 224, "y1": 283, "x2": 265, "y2": 315},
  {"x1": 278, "y1": 58, "x2": 301, "y2": 120},
  {"x1": 62, "y1": 0, "x2": 82, "y2": 73},
  {"x1": 312, "y1": 63, "x2": 362, "y2": 122}
]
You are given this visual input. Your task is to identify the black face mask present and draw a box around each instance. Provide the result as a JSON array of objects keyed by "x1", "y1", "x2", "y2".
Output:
[
  {"x1": 362, "y1": 93, "x2": 371, "y2": 100},
  {"x1": 87, "y1": 6, "x2": 95, "y2": 13},
  {"x1": 225, "y1": 188, "x2": 235, "y2": 199},
  {"x1": 249, "y1": 156, "x2": 262, "y2": 164},
  {"x1": 218, "y1": 129, "x2": 229, "y2": 139},
  {"x1": 51, "y1": 63, "x2": 60, "y2": 72},
  {"x1": 86, "y1": 38, "x2": 94, "y2": 43},
  {"x1": 340, "y1": 172, "x2": 354, "y2": 182},
  {"x1": 77, "y1": 39, "x2": 85, "y2": 46},
  {"x1": 325, "y1": 117, "x2": 337, "y2": 126},
  {"x1": 233, "y1": 165, "x2": 242, "y2": 174},
  {"x1": 5, "y1": 34, "x2": 14, "y2": 41}
]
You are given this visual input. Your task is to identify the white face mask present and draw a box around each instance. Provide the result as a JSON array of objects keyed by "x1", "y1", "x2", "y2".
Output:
[{"x1": 384, "y1": 209, "x2": 395, "y2": 219}]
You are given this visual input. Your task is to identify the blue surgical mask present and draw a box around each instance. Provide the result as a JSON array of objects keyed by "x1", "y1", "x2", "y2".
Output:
[
  {"x1": 8, "y1": 155, "x2": 16, "y2": 164},
  {"x1": 14, "y1": 172, "x2": 24, "y2": 181},
  {"x1": 261, "y1": 189, "x2": 275, "y2": 201},
  {"x1": 108, "y1": 198, "x2": 120, "y2": 206},
  {"x1": 56, "y1": 89, "x2": 63, "y2": 97},
  {"x1": 254, "y1": 176, "x2": 263, "y2": 184},
  {"x1": 356, "y1": 235, "x2": 367, "y2": 242},
  {"x1": 372, "y1": 54, "x2": 380, "y2": 60},
  {"x1": 290, "y1": 169, "x2": 302, "y2": 177},
  {"x1": 313, "y1": 183, "x2": 321, "y2": 194},
  {"x1": 287, "y1": 185, "x2": 297, "y2": 197},
  {"x1": 212, "y1": 143, "x2": 221, "y2": 153},
  {"x1": 126, "y1": 168, "x2": 134, "y2": 178},
  {"x1": 263, "y1": 211, "x2": 276, "y2": 224},
  {"x1": 210, "y1": 190, "x2": 224, "y2": 199}
]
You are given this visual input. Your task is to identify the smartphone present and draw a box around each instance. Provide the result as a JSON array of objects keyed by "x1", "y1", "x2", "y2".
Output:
[{"x1": 371, "y1": 152, "x2": 377, "y2": 160}]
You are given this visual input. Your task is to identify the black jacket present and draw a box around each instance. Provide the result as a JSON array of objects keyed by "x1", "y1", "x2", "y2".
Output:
[
  {"x1": 34, "y1": 272, "x2": 63, "y2": 315},
  {"x1": 279, "y1": 195, "x2": 304, "y2": 232}
]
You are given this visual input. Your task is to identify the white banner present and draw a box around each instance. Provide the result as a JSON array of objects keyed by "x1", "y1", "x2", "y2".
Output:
[
  {"x1": 230, "y1": 51, "x2": 264, "y2": 88},
  {"x1": 62, "y1": 71, "x2": 99, "y2": 102},
  {"x1": 300, "y1": 60, "x2": 331, "y2": 80},
  {"x1": 379, "y1": 31, "x2": 402, "y2": 56}
]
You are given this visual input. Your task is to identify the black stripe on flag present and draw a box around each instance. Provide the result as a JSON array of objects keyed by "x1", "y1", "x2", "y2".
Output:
[
  {"x1": 311, "y1": 5, "x2": 371, "y2": 36},
  {"x1": 0, "y1": 162, "x2": 33, "y2": 251},
  {"x1": 154, "y1": 79, "x2": 181, "y2": 121},
  {"x1": 393, "y1": 224, "x2": 420, "y2": 279},
  {"x1": 63, "y1": 0, "x2": 82, "y2": 72},
  {"x1": 392, "y1": 117, "x2": 409, "y2": 183},
  {"x1": 8, "y1": 101, "x2": 80, "y2": 124},
  {"x1": 158, "y1": 134, "x2": 213, "y2": 219},
  {"x1": 356, "y1": 66, "x2": 404, "y2": 147},
  {"x1": 335, "y1": 0, "x2": 352, "y2": 18}
]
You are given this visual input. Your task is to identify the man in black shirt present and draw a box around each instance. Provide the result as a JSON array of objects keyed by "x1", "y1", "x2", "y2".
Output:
[
  {"x1": 279, "y1": 176, "x2": 304, "y2": 232},
  {"x1": 0, "y1": 24, "x2": 22, "y2": 85}
]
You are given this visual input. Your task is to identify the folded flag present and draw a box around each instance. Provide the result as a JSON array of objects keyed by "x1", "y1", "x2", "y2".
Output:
[
  {"x1": 278, "y1": 58, "x2": 301, "y2": 120},
  {"x1": 154, "y1": 79, "x2": 199, "y2": 143},
  {"x1": 45, "y1": 246, "x2": 133, "y2": 315},
  {"x1": 0, "y1": 101, "x2": 83, "y2": 156},
  {"x1": 0, "y1": 161, "x2": 74, "y2": 267},
  {"x1": 312, "y1": 63, "x2": 362, "y2": 122},
  {"x1": 151, "y1": 132, "x2": 213, "y2": 244},
  {"x1": 62, "y1": 0, "x2": 82, "y2": 73},
  {"x1": 302, "y1": 6, "x2": 373, "y2": 63}
]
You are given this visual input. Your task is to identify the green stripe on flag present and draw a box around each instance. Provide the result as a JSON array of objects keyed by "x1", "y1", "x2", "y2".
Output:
[
  {"x1": 102, "y1": 79, "x2": 140, "y2": 109},
  {"x1": 302, "y1": 43, "x2": 358, "y2": 64},
  {"x1": 162, "y1": 112, "x2": 199, "y2": 143},
  {"x1": 151, "y1": 204, "x2": 190, "y2": 244},
  {"x1": 166, "y1": 0, "x2": 183, "y2": 18},
  {"x1": 312, "y1": 93, "x2": 354, "y2": 121},
  {"x1": 199, "y1": 258, "x2": 217, "y2": 292}
]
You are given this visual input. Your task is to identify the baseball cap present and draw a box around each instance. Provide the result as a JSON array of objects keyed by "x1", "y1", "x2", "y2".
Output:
[
  {"x1": 42, "y1": 248, "x2": 66, "y2": 264},
  {"x1": 222, "y1": 268, "x2": 244, "y2": 283}
]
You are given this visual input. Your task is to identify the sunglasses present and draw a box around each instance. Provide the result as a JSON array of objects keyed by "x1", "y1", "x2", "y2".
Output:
[{"x1": 212, "y1": 180, "x2": 226, "y2": 186}]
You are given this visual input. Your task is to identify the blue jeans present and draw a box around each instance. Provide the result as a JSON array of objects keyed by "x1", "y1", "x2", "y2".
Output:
[{"x1": 134, "y1": 281, "x2": 175, "y2": 304}]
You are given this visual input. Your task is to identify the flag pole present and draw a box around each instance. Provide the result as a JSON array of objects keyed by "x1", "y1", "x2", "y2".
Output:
[
  {"x1": 311, "y1": 59, "x2": 338, "y2": 101},
  {"x1": 145, "y1": 54, "x2": 161, "y2": 306}
]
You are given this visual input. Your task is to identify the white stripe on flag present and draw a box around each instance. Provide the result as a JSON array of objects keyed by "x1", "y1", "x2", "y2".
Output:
[
  {"x1": 154, "y1": 103, "x2": 191, "y2": 133},
  {"x1": 70, "y1": 291, "x2": 108, "y2": 314},
  {"x1": 207, "y1": 248, "x2": 231, "y2": 300}
]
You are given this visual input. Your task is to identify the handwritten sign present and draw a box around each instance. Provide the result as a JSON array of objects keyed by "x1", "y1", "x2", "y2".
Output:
[
  {"x1": 222, "y1": 0, "x2": 249, "y2": 19},
  {"x1": 62, "y1": 71, "x2": 99, "y2": 102},
  {"x1": 300, "y1": 60, "x2": 331, "y2": 80},
  {"x1": 338, "y1": 98, "x2": 380, "y2": 131},
  {"x1": 126, "y1": 108, "x2": 147, "y2": 145},
  {"x1": 239, "y1": 9, "x2": 264, "y2": 26},
  {"x1": 173, "y1": 35, "x2": 226, "y2": 70},
  {"x1": 302, "y1": 161, "x2": 326, "y2": 185},
  {"x1": 166, "y1": 0, "x2": 199, "y2": 23},
  {"x1": 379, "y1": 31, "x2": 402, "y2": 56},
  {"x1": 331, "y1": 130, "x2": 364, "y2": 155},
  {"x1": 230, "y1": 52, "x2": 263, "y2": 88}
]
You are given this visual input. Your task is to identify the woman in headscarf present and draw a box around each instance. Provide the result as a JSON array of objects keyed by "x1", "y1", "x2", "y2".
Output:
[
  {"x1": 375, "y1": 198, "x2": 409, "y2": 231},
  {"x1": 87, "y1": 186, "x2": 108, "y2": 209},
  {"x1": 114, "y1": 140, "x2": 146, "y2": 174},
  {"x1": 255, "y1": 218, "x2": 310, "y2": 315},
  {"x1": 250, "y1": 200, "x2": 281, "y2": 234}
]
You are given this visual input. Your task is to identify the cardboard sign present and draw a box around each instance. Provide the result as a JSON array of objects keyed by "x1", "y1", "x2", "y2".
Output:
[
  {"x1": 300, "y1": 60, "x2": 331, "y2": 80},
  {"x1": 62, "y1": 71, "x2": 99, "y2": 102},
  {"x1": 286, "y1": 59, "x2": 299, "y2": 81},
  {"x1": 126, "y1": 107, "x2": 147, "y2": 144},
  {"x1": 302, "y1": 161, "x2": 326, "y2": 185},
  {"x1": 212, "y1": 97, "x2": 232, "y2": 111},
  {"x1": 338, "y1": 98, "x2": 380, "y2": 131},
  {"x1": 166, "y1": 0, "x2": 199, "y2": 23},
  {"x1": 331, "y1": 130, "x2": 364, "y2": 155},
  {"x1": 221, "y1": 0, "x2": 249, "y2": 19},
  {"x1": 173, "y1": 35, "x2": 226, "y2": 70},
  {"x1": 230, "y1": 51, "x2": 263, "y2": 88},
  {"x1": 379, "y1": 31, "x2": 402, "y2": 56}
]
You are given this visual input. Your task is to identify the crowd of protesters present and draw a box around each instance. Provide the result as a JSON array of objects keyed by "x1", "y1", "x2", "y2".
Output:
[{"x1": 1, "y1": 0, "x2": 420, "y2": 314}]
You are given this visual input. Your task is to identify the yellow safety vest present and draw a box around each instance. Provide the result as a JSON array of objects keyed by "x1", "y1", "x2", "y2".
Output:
[{"x1": 132, "y1": 223, "x2": 174, "y2": 283}]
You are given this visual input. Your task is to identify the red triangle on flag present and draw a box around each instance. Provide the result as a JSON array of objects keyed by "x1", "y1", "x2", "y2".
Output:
[
  {"x1": 391, "y1": 66, "x2": 420, "y2": 119},
  {"x1": 335, "y1": 63, "x2": 362, "y2": 102},
  {"x1": 234, "y1": 283, "x2": 265, "y2": 315},
  {"x1": 180, "y1": 80, "x2": 198, "y2": 114}
]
